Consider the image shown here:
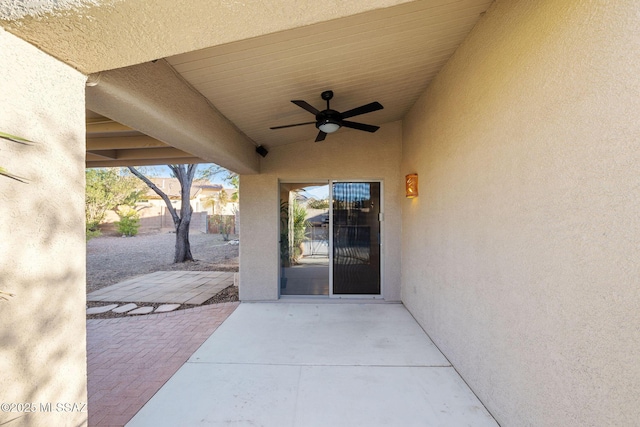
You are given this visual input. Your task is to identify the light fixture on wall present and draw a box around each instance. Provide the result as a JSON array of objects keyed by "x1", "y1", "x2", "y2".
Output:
[{"x1": 405, "y1": 173, "x2": 418, "y2": 198}]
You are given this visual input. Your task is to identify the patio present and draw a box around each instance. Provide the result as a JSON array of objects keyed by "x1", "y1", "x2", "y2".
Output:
[
  {"x1": 126, "y1": 302, "x2": 498, "y2": 426},
  {"x1": 6, "y1": 2, "x2": 635, "y2": 424},
  {"x1": 87, "y1": 271, "x2": 235, "y2": 305},
  {"x1": 85, "y1": 272, "x2": 497, "y2": 425},
  {"x1": 86, "y1": 303, "x2": 239, "y2": 426}
]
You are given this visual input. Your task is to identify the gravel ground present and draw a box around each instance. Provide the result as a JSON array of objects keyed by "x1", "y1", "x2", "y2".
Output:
[{"x1": 87, "y1": 232, "x2": 239, "y2": 294}]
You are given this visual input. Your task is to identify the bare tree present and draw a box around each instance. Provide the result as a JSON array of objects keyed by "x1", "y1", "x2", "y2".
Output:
[{"x1": 128, "y1": 164, "x2": 197, "y2": 263}]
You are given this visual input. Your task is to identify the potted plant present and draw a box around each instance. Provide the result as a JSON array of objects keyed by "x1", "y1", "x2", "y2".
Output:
[
  {"x1": 279, "y1": 199, "x2": 310, "y2": 289},
  {"x1": 280, "y1": 201, "x2": 290, "y2": 289},
  {"x1": 290, "y1": 200, "x2": 309, "y2": 262}
]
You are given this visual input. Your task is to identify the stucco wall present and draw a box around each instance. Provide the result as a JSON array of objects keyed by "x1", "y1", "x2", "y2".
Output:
[
  {"x1": 0, "y1": 0, "x2": 414, "y2": 74},
  {"x1": 0, "y1": 29, "x2": 87, "y2": 426},
  {"x1": 240, "y1": 121, "x2": 402, "y2": 301},
  {"x1": 401, "y1": 1, "x2": 640, "y2": 425}
]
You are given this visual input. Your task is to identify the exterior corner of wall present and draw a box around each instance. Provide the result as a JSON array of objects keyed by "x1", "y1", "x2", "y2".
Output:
[
  {"x1": 238, "y1": 173, "x2": 279, "y2": 301},
  {"x1": 0, "y1": 29, "x2": 88, "y2": 426}
]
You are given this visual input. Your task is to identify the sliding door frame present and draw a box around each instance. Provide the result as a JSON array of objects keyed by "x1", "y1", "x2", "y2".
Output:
[
  {"x1": 278, "y1": 180, "x2": 331, "y2": 299},
  {"x1": 329, "y1": 179, "x2": 384, "y2": 299},
  {"x1": 278, "y1": 179, "x2": 384, "y2": 299}
]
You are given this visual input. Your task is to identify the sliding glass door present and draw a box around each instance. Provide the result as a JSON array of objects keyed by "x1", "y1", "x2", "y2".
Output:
[
  {"x1": 279, "y1": 181, "x2": 381, "y2": 297},
  {"x1": 279, "y1": 183, "x2": 330, "y2": 296},
  {"x1": 332, "y1": 182, "x2": 381, "y2": 295}
]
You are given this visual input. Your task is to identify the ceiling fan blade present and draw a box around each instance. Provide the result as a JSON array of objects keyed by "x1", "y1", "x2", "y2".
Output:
[
  {"x1": 341, "y1": 120, "x2": 380, "y2": 133},
  {"x1": 315, "y1": 131, "x2": 327, "y2": 142},
  {"x1": 340, "y1": 101, "x2": 383, "y2": 119},
  {"x1": 270, "y1": 121, "x2": 316, "y2": 130},
  {"x1": 292, "y1": 100, "x2": 320, "y2": 115}
]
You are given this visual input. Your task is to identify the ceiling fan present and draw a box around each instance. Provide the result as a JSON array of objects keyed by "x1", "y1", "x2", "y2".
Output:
[{"x1": 270, "y1": 90, "x2": 383, "y2": 142}]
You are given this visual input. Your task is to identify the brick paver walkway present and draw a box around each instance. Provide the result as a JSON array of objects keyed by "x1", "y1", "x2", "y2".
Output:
[{"x1": 87, "y1": 302, "x2": 239, "y2": 426}]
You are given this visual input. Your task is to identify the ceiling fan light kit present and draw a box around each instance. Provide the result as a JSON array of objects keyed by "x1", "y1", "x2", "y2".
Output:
[
  {"x1": 317, "y1": 119, "x2": 340, "y2": 134},
  {"x1": 270, "y1": 90, "x2": 383, "y2": 142}
]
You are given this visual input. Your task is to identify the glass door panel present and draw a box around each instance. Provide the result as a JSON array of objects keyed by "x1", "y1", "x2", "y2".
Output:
[
  {"x1": 332, "y1": 182, "x2": 381, "y2": 295},
  {"x1": 279, "y1": 183, "x2": 330, "y2": 296}
]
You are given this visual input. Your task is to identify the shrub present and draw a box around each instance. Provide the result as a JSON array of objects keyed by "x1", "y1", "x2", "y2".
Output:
[
  {"x1": 210, "y1": 215, "x2": 233, "y2": 241},
  {"x1": 86, "y1": 220, "x2": 102, "y2": 241},
  {"x1": 307, "y1": 198, "x2": 329, "y2": 209},
  {"x1": 115, "y1": 208, "x2": 140, "y2": 237},
  {"x1": 86, "y1": 229, "x2": 102, "y2": 241}
]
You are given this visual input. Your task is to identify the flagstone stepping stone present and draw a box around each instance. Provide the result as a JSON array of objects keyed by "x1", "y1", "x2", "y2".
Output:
[
  {"x1": 128, "y1": 306, "x2": 154, "y2": 315},
  {"x1": 112, "y1": 303, "x2": 138, "y2": 313},
  {"x1": 86, "y1": 304, "x2": 118, "y2": 315},
  {"x1": 155, "y1": 304, "x2": 180, "y2": 313}
]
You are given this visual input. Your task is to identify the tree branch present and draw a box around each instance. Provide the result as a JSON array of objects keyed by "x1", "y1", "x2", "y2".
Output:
[{"x1": 128, "y1": 166, "x2": 180, "y2": 227}]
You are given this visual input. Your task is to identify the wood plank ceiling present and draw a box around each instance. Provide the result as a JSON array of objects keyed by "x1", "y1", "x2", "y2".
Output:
[
  {"x1": 86, "y1": 0, "x2": 492, "y2": 168},
  {"x1": 86, "y1": 112, "x2": 207, "y2": 168}
]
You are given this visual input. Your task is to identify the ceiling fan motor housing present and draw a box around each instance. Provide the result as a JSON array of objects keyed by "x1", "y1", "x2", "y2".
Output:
[{"x1": 316, "y1": 109, "x2": 342, "y2": 132}]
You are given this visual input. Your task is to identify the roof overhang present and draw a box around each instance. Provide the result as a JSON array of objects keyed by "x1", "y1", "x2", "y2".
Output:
[
  {"x1": 1, "y1": 0, "x2": 493, "y2": 172},
  {"x1": 86, "y1": 60, "x2": 259, "y2": 173}
]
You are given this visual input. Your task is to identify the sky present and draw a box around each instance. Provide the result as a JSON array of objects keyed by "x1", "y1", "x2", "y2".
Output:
[
  {"x1": 144, "y1": 164, "x2": 231, "y2": 186},
  {"x1": 299, "y1": 185, "x2": 329, "y2": 200}
]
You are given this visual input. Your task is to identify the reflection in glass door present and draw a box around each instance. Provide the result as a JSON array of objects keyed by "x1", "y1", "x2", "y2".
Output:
[
  {"x1": 332, "y1": 182, "x2": 381, "y2": 295},
  {"x1": 279, "y1": 183, "x2": 330, "y2": 296}
]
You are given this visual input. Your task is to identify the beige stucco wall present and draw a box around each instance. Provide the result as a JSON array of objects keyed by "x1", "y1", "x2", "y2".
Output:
[
  {"x1": 0, "y1": 29, "x2": 87, "y2": 426},
  {"x1": 240, "y1": 121, "x2": 403, "y2": 301},
  {"x1": 401, "y1": 0, "x2": 640, "y2": 425}
]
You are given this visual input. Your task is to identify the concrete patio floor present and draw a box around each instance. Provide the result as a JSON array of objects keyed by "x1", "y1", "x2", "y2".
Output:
[{"x1": 127, "y1": 303, "x2": 498, "y2": 427}]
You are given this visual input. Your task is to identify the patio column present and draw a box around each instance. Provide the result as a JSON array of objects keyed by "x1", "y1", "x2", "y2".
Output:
[{"x1": 0, "y1": 28, "x2": 87, "y2": 427}]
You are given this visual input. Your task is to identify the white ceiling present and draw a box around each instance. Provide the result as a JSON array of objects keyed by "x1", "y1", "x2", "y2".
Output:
[
  {"x1": 5, "y1": 0, "x2": 493, "y2": 167},
  {"x1": 166, "y1": 0, "x2": 492, "y2": 148}
]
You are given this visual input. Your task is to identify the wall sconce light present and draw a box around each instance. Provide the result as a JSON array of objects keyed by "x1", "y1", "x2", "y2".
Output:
[{"x1": 406, "y1": 173, "x2": 418, "y2": 198}]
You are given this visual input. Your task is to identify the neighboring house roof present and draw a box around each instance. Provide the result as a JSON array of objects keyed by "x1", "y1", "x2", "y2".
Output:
[
  {"x1": 146, "y1": 178, "x2": 222, "y2": 199},
  {"x1": 199, "y1": 184, "x2": 225, "y2": 191}
]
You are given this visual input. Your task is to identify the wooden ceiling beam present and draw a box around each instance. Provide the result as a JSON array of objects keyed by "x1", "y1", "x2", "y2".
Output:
[
  {"x1": 87, "y1": 150, "x2": 117, "y2": 159},
  {"x1": 86, "y1": 157, "x2": 206, "y2": 168},
  {"x1": 86, "y1": 147, "x2": 197, "y2": 164},
  {"x1": 86, "y1": 119, "x2": 134, "y2": 133},
  {"x1": 86, "y1": 135, "x2": 170, "y2": 150},
  {"x1": 116, "y1": 147, "x2": 194, "y2": 160}
]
